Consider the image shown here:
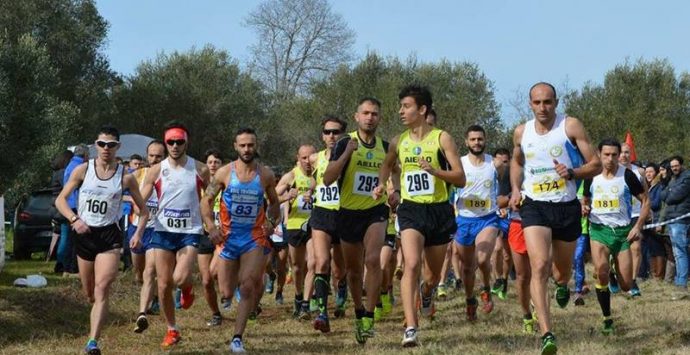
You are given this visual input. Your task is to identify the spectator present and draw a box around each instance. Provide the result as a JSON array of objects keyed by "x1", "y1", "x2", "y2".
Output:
[
  {"x1": 49, "y1": 150, "x2": 73, "y2": 268},
  {"x1": 645, "y1": 163, "x2": 667, "y2": 280},
  {"x1": 59, "y1": 144, "x2": 88, "y2": 276},
  {"x1": 661, "y1": 156, "x2": 690, "y2": 296}
]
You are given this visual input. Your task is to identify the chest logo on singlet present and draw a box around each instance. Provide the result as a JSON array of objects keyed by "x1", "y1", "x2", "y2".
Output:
[
  {"x1": 413, "y1": 146, "x2": 422, "y2": 155},
  {"x1": 610, "y1": 186, "x2": 619, "y2": 193},
  {"x1": 366, "y1": 151, "x2": 374, "y2": 159},
  {"x1": 549, "y1": 145, "x2": 563, "y2": 158}
]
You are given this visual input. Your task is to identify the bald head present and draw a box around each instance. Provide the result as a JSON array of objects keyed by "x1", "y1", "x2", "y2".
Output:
[
  {"x1": 529, "y1": 82, "x2": 557, "y2": 100},
  {"x1": 296, "y1": 144, "x2": 316, "y2": 174}
]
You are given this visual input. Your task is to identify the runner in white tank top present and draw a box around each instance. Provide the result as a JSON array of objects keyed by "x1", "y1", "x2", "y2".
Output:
[
  {"x1": 56, "y1": 126, "x2": 150, "y2": 355},
  {"x1": 140, "y1": 124, "x2": 210, "y2": 350},
  {"x1": 508, "y1": 83, "x2": 602, "y2": 353}
]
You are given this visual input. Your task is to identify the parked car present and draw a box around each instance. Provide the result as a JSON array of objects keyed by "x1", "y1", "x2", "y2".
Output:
[{"x1": 13, "y1": 189, "x2": 56, "y2": 260}]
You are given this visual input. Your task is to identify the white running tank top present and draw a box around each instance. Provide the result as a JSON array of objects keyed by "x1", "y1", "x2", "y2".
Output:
[
  {"x1": 154, "y1": 158, "x2": 204, "y2": 234},
  {"x1": 78, "y1": 160, "x2": 123, "y2": 227},
  {"x1": 455, "y1": 154, "x2": 498, "y2": 218},
  {"x1": 521, "y1": 115, "x2": 580, "y2": 203},
  {"x1": 589, "y1": 165, "x2": 634, "y2": 227}
]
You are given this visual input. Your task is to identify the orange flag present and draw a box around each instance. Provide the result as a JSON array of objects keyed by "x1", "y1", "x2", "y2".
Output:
[{"x1": 624, "y1": 131, "x2": 637, "y2": 162}]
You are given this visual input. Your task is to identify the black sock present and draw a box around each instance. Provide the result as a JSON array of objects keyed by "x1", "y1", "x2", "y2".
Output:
[
  {"x1": 365, "y1": 311, "x2": 375, "y2": 319},
  {"x1": 523, "y1": 313, "x2": 532, "y2": 320},
  {"x1": 233, "y1": 334, "x2": 242, "y2": 341},
  {"x1": 466, "y1": 297, "x2": 477, "y2": 305},
  {"x1": 355, "y1": 307, "x2": 365, "y2": 319},
  {"x1": 138, "y1": 312, "x2": 146, "y2": 317},
  {"x1": 314, "y1": 273, "x2": 330, "y2": 315},
  {"x1": 502, "y1": 278, "x2": 508, "y2": 292},
  {"x1": 595, "y1": 284, "x2": 611, "y2": 317}
]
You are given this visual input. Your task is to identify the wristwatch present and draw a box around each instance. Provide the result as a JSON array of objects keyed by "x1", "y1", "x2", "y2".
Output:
[
  {"x1": 566, "y1": 168, "x2": 575, "y2": 180},
  {"x1": 69, "y1": 215, "x2": 80, "y2": 224}
]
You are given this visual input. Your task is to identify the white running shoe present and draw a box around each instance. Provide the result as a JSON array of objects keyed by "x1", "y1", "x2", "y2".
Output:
[
  {"x1": 230, "y1": 337, "x2": 246, "y2": 353},
  {"x1": 402, "y1": 327, "x2": 419, "y2": 347}
]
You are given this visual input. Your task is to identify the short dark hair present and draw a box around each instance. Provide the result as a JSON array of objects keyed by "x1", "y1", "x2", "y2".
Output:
[
  {"x1": 670, "y1": 155, "x2": 684, "y2": 166},
  {"x1": 529, "y1": 82, "x2": 558, "y2": 100},
  {"x1": 235, "y1": 127, "x2": 257, "y2": 140},
  {"x1": 598, "y1": 138, "x2": 621, "y2": 152},
  {"x1": 465, "y1": 124, "x2": 486, "y2": 137},
  {"x1": 204, "y1": 148, "x2": 223, "y2": 162},
  {"x1": 164, "y1": 121, "x2": 190, "y2": 136},
  {"x1": 493, "y1": 148, "x2": 510, "y2": 157},
  {"x1": 357, "y1": 97, "x2": 381, "y2": 110},
  {"x1": 645, "y1": 162, "x2": 659, "y2": 174},
  {"x1": 399, "y1": 85, "x2": 433, "y2": 116},
  {"x1": 321, "y1": 114, "x2": 347, "y2": 131},
  {"x1": 129, "y1": 154, "x2": 143, "y2": 161},
  {"x1": 99, "y1": 125, "x2": 120, "y2": 141}
]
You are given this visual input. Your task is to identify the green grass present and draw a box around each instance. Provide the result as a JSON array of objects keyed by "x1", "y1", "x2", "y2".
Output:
[
  {"x1": 4, "y1": 225, "x2": 13, "y2": 255},
  {"x1": 1, "y1": 260, "x2": 689, "y2": 354}
]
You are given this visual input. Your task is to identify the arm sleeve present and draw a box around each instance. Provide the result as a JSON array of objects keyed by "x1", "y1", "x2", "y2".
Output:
[
  {"x1": 330, "y1": 136, "x2": 351, "y2": 161},
  {"x1": 582, "y1": 178, "x2": 593, "y2": 198},
  {"x1": 498, "y1": 170, "x2": 511, "y2": 196},
  {"x1": 624, "y1": 169, "x2": 644, "y2": 196}
]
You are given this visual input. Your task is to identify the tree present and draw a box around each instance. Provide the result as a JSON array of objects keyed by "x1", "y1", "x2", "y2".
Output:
[
  {"x1": 113, "y1": 46, "x2": 268, "y2": 161},
  {"x1": 245, "y1": 0, "x2": 355, "y2": 100},
  {"x1": 564, "y1": 59, "x2": 690, "y2": 162}
]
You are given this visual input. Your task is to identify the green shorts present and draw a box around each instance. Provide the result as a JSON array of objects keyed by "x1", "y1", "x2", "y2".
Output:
[{"x1": 590, "y1": 223, "x2": 631, "y2": 255}]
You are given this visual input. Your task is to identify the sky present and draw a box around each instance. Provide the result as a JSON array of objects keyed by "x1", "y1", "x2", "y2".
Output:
[{"x1": 96, "y1": 0, "x2": 690, "y2": 124}]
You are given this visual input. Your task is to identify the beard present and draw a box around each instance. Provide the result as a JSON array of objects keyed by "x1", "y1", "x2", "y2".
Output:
[
  {"x1": 468, "y1": 145, "x2": 485, "y2": 155},
  {"x1": 239, "y1": 154, "x2": 255, "y2": 164}
]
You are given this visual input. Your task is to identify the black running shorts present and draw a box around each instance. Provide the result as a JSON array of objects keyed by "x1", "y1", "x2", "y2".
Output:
[
  {"x1": 397, "y1": 201, "x2": 455, "y2": 247},
  {"x1": 520, "y1": 197, "x2": 581, "y2": 242},
  {"x1": 74, "y1": 223, "x2": 123, "y2": 261},
  {"x1": 337, "y1": 204, "x2": 389, "y2": 244}
]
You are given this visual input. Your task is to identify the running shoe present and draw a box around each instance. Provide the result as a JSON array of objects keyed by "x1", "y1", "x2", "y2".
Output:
[
  {"x1": 480, "y1": 290, "x2": 494, "y2": 313},
  {"x1": 555, "y1": 283, "x2": 570, "y2": 308},
  {"x1": 235, "y1": 287, "x2": 242, "y2": 302},
  {"x1": 523, "y1": 317, "x2": 535, "y2": 334},
  {"x1": 602, "y1": 317, "x2": 614, "y2": 335},
  {"x1": 455, "y1": 278, "x2": 463, "y2": 291},
  {"x1": 275, "y1": 292, "x2": 284, "y2": 305},
  {"x1": 394, "y1": 266, "x2": 403, "y2": 280},
  {"x1": 381, "y1": 293, "x2": 393, "y2": 316},
  {"x1": 313, "y1": 313, "x2": 331, "y2": 333},
  {"x1": 401, "y1": 327, "x2": 419, "y2": 347},
  {"x1": 134, "y1": 313, "x2": 149, "y2": 333},
  {"x1": 419, "y1": 286, "x2": 436, "y2": 319},
  {"x1": 84, "y1": 339, "x2": 100, "y2": 355},
  {"x1": 265, "y1": 274, "x2": 275, "y2": 294},
  {"x1": 541, "y1": 332, "x2": 557, "y2": 355},
  {"x1": 374, "y1": 306, "x2": 383, "y2": 321},
  {"x1": 207, "y1": 313, "x2": 222, "y2": 327},
  {"x1": 437, "y1": 284, "x2": 448, "y2": 299},
  {"x1": 354, "y1": 318, "x2": 367, "y2": 344},
  {"x1": 574, "y1": 293, "x2": 585, "y2": 306},
  {"x1": 296, "y1": 302, "x2": 311, "y2": 321},
  {"x1": 230, "y1": 337, "x2": 246, "y2": 353},
  {"x1": 160, "y1": 329, "x2": 181, "y2": 350},
  {"x1": 309, "y1": 298, "x2": 319, "y2": 313},
  {"x1": 466, "y1": 297, "x2": 478, "y2": 321},
  {"x1": 180, "y1": 286, "x2": 195, "y2": 309},
  {"x1": 491, "y1": 279, "x2": 504, "y2": 295},
  {"x1": 221, "y1": 297, "x2": 232, "y2": 311},
  {"x1": 174, "y1": 288, "x2": 182, "y2": 309},
  {"x1": 361, "y1": 316, "x2": 375, "y2": 339},
  {"x1": 629, "y1": 280, "x2": 641, "y2": 298},
  {"x1": 148, "y1": 297, "x2": 160, "y2": 315},
  {"x1": 609, "y1": 272, "x2": 620, "y2": 294}
]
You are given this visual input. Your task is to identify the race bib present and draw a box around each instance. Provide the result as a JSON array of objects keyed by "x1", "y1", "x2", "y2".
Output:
[
  {"x1": 163, "y1": 208, "x2": 192, "y2": 230},
  {"x1": 296, "y1": 195, "x2": 313, "y2": 213},
  {"x1": 353, "y1": 172, "x2": 379, "y2": 196},
  {"x1": 531, "y1": 178, "x2": 566, "y2": 196},
  {"x1": 463, "y1": 198, "x2": 491, "y2": 211},
  {"x1": 592, "y1": 196, "x2": 620, "y2": 214},
  {"x1": 405, "y1": 171, "x2": 434, "y2": 196},
  {"x1": 316, "y1": 184, "x2": 339, "y2": 206},
  {"x1": 146, "y1": 199, "x2": 158, "y2": 217}
]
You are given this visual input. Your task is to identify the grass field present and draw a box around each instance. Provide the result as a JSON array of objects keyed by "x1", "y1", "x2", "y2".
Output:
[{"x1": 1, "y1": 258, "x2": 689, "y2": 355}]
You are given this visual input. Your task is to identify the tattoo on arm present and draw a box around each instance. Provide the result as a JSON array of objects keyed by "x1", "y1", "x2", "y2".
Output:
[{"x1": 205, "y1": 177, "x2": 222, "y2": 198}]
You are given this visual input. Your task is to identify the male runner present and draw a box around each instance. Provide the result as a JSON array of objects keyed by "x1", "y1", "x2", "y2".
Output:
[
  {"x1": 275, "y1": 144, "x2": 316, "y2": 319},
  {"x1": 308, "y1": 115, "x2": 348, "y2": 332},
  {"x1": 130, "y1": 140, "x2": 166, "y2": 333},
  {"x1": 202, "y1": 127, "x2": 281, "y2": 353},
  {"x1": 491, "y1": 148, "x2": 513, "y2": 300},
  {"x1": 586, "y1": 138, "x2": 649, "y2": 334},
  {"x1": 509, "y1": 82, "x2": 601, "y2": 354},
  {"x1": 140, "y1": 123, "x2": 210, "y2": 350},
  {"x1": 56, "y1": 125, "x2": 150, "y2": 355},
  {"x1": 324, "y1": 97, "x2": 391, "y2": 344},
  {"x1": 615, "y1": 142, "x2": 646, "y2": 297},
  {"x1": 375, "y1": 85, "x2": 465, "y2": 347},
  {"x1": 454, "y1": 125, "x2": 506, "y2": 320}
]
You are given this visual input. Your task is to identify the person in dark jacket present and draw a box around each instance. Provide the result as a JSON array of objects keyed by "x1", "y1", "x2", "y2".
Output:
[
  {"x1": 49, "y1": 150, "x2": 74, "y2": 267},
  {"x1": 661, "y1": 156, "x2": 690, "y2": 291},
  {"x1": 57, "y1": 144, "x2": 89, "y2": 276},
  {"x1": 644, "y1": 163, "x2": 667, "y2": 280}
]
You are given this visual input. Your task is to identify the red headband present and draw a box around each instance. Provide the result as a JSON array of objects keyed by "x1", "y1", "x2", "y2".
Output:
[{"x1": 165, "y1": 128, "x2": 188, "y2": 141}]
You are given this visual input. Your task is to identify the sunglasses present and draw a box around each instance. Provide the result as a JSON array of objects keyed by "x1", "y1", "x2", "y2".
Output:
[
  {"x1": 322, "y1": 129, "x2": 342, "y2": 136},
  {"x1": 166, "y1": 139, "x2": 186, "y2": 146},
  {"x1": 95, "y1": 140, "x2": 119, "y2": 149}
]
